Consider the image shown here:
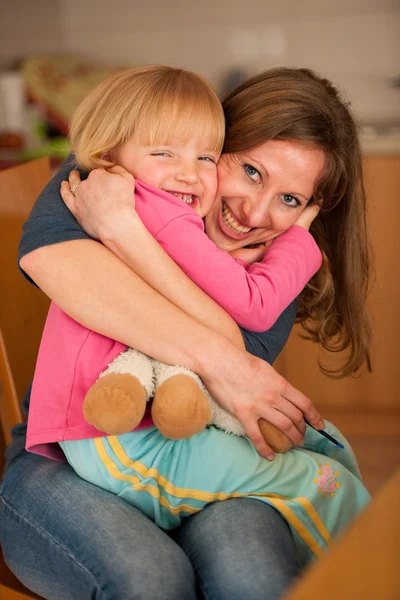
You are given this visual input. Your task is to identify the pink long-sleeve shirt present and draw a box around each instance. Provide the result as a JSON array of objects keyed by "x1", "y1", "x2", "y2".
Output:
[{"x1": 27, "y1": 180, "x2": 322, "y2": 460}]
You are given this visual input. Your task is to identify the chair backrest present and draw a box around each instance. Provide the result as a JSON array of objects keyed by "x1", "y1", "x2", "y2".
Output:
[{"x1": 0, "y1": 158, "x2": 51, "y2": 445}]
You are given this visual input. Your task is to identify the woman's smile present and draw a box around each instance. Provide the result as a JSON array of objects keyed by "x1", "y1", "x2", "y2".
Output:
[
  {"x1": 205, "y1": 140, "x2": 326, "y2": 251},
  {"x1": 220, "y1": 202, "x2": 252, "y2": 238}
]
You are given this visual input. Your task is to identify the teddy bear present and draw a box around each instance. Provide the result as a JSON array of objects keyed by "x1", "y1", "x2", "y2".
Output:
[{"x1": 83, "y1": 348, "x2": 293, "y2": 453}]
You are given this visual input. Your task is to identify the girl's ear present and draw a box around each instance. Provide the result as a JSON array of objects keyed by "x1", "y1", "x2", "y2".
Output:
[{"x1": 101, "y1": 149, "x2": 117, "y2": 167}]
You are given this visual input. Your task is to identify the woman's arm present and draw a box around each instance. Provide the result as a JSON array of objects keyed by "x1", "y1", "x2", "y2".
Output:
[
  {"x1": 22, "y1": 237, "x2": 323, "y2": 457},
  {"x1": 18, "y1": 156, "x2": 89, "y2": 284}
]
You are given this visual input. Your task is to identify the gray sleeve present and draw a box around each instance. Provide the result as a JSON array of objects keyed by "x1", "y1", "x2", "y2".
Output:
[
  {"x1": 240, "y1": 299, "x2": 297, "y2": 365},
  {"x1": 18, "y1": 154, "x2": 90, "y2": 284}
]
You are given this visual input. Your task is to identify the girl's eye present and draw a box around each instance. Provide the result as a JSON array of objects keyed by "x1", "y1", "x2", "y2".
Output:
[
  {"x1": 282, "y1": 194, "x2": 301, "y2": 208},
  {"x1": 243, "y1": 163, "x2": 262, "y2": 182},
  {"x1": 199, "y1": 156, "x2": 217, "y2": 163},
  {"x1": 151, "y1": 152, "x2": 171, "y2": 157}
]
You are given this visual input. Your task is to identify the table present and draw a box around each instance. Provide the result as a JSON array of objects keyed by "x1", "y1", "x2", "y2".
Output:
[{"x1": 284, "y1": 468, "x2": 400, "y2": 599}]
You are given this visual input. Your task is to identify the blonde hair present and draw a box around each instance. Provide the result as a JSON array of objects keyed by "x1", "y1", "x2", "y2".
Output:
[
  {"x1": 223, "y1": 68, "x2": 371, "y2": 378},
  {"x1": 70, "y1": 65, "x2": 225, "y2": 170}
]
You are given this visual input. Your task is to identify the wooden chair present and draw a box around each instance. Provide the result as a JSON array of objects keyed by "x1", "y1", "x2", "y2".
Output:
[{"x1": 0, "y1": 158, "x2": 51, "y2": 600}]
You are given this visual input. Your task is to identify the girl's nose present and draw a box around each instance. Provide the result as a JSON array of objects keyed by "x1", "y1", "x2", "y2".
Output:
[{"x1": 176, "y1": 162, "x2": 199, "y2": 184}]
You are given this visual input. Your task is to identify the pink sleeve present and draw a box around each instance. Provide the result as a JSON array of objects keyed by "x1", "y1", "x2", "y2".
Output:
[{"x1": 156, "y1": 215, "x2": 322, "y2": 332}]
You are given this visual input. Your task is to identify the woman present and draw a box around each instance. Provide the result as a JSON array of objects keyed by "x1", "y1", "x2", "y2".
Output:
[{"x1": 0, "y1": 67, "x2": 370, "y2": 599}]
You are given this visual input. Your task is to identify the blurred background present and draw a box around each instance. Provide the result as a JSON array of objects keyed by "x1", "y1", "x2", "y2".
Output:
[
  {"x1": 0, "y1": 0, "x2": 399, "y2": 161},
  {"x1": 0, "y1": 0, "x2": 399, "y2": 492}
]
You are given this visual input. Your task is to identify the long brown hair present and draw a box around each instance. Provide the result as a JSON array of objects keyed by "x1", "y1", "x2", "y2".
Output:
[{"x1": 223, "y1": 67, "x2": 371, "y2": 377}]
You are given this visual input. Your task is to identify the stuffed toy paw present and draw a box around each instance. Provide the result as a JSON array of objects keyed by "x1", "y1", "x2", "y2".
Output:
[
  {"x1": 83, "y1": 348, "x2": 293, "y2": 453},
  {"x1": 83, "y1": 348, "x2": 154, "y2": 435},
  {"x1": 151, "y1": 362, "x2": 293, "y2": 453}
]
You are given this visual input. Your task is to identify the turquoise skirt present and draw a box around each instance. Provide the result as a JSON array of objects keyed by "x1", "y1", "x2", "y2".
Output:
[{"x1": 60, "y1": 420, "x2": 370, "y2": 566}]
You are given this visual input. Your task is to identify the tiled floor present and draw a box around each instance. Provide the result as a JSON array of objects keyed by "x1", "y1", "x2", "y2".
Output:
[{"x1": 322, "y1": 411, "x2": 400, "y2": 495}]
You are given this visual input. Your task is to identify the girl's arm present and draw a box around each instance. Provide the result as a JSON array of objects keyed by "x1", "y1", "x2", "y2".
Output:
[{"x1": 62, "y1": 169, "x2": 321, "y2": 333}]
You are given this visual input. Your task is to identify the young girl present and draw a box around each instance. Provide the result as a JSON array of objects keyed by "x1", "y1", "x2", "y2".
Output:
[{"x1": 27, "y1": 66, "x2": 370, "y2": 566}]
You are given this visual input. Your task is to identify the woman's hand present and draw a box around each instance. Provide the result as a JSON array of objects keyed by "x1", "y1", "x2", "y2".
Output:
[
  {"x1": 294, "y1": 202, "x2": 320, "y2": 231},
  {"x1": 200, "y1": 346, "x2": 324, "y2": 460},
  {"x1": 60, "y1": 166, "x2": 136, "y2": 240}
]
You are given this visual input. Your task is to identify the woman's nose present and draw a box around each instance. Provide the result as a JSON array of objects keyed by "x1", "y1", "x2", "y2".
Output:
[{"x1": 241, "y1": 195, "x2": 272, "y2": 228}]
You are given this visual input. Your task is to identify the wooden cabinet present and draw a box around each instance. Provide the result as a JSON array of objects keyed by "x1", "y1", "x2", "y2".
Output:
[{"x1": 275, "y1": 155, "x2": 400, "y2": 412}]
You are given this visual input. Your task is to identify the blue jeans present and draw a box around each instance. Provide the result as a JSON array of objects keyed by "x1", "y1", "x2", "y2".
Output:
[{"x1": 0, "y1": 451, "x2": 300, "y2": 600}]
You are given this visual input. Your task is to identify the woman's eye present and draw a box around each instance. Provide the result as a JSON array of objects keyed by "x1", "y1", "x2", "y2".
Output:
[
  {"x1": 243, "y1": 163, "x2": 262, "y2": 182},
  {"x1": 282, "y1": 194, "x2": 301, "y2": 208}
]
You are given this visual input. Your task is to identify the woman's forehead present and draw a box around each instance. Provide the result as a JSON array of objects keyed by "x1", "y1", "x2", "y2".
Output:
[{"x1": 245, "y1": 140, "x2": 326, "y2": 174}]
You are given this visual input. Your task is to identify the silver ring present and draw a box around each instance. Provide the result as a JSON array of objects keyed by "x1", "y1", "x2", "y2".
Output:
[{"x1": 70, "y1": 183, "x2": 80, "y2": 196}]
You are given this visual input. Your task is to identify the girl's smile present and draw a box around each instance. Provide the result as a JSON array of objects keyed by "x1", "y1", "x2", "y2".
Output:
[{"x1": 115, "y1": 134, "x2": 219, "y2": 219}]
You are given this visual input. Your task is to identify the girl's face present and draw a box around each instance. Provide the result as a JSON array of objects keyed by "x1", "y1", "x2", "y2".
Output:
[
  {"x1": 115, "y1": 133, "x2": 220, "y2": 218},
  {"x1": 204, "y1": 140, "x2": 326, "y2": 251}
]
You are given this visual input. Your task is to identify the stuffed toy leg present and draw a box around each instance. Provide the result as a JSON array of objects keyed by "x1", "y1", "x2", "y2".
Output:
[
  {"x1": 152, "y1": 362, "x2": 293, "y2": 453},
  {"x1": 83, "y1": 348, "x2": 155, "y2": 434},
  {"x1": 84, "y1": 348, "x2": 292, "y2": 453}
]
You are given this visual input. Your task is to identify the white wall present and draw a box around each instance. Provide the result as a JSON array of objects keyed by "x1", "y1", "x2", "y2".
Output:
[
  {"x1": 1, "y1": 0, "x2": 399, "y2": 124},
  {"x1": 0, "y1": 1, "x2": 65, "y2": 69}
]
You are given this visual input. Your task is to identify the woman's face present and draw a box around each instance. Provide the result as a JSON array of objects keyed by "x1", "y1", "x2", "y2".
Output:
[{"x1": 204, "y1": 140, "x2": 326, "y2": 251}]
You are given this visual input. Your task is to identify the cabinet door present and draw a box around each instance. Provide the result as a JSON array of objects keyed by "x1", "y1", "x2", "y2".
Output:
[{"x1": 275, "y1": 156, "x2": 400, "y2": 411}]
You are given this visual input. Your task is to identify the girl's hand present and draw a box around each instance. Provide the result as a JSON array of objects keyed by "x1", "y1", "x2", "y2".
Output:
[
  {"x1": 294, "y1": 202, "x2": 320, "y2": 231},
  {"x1": 60, "y1": 166, "x2": 136, "y2": 240},
  {"x1": 228, "y1": 242, "x2": 271, "y2": 265}
]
